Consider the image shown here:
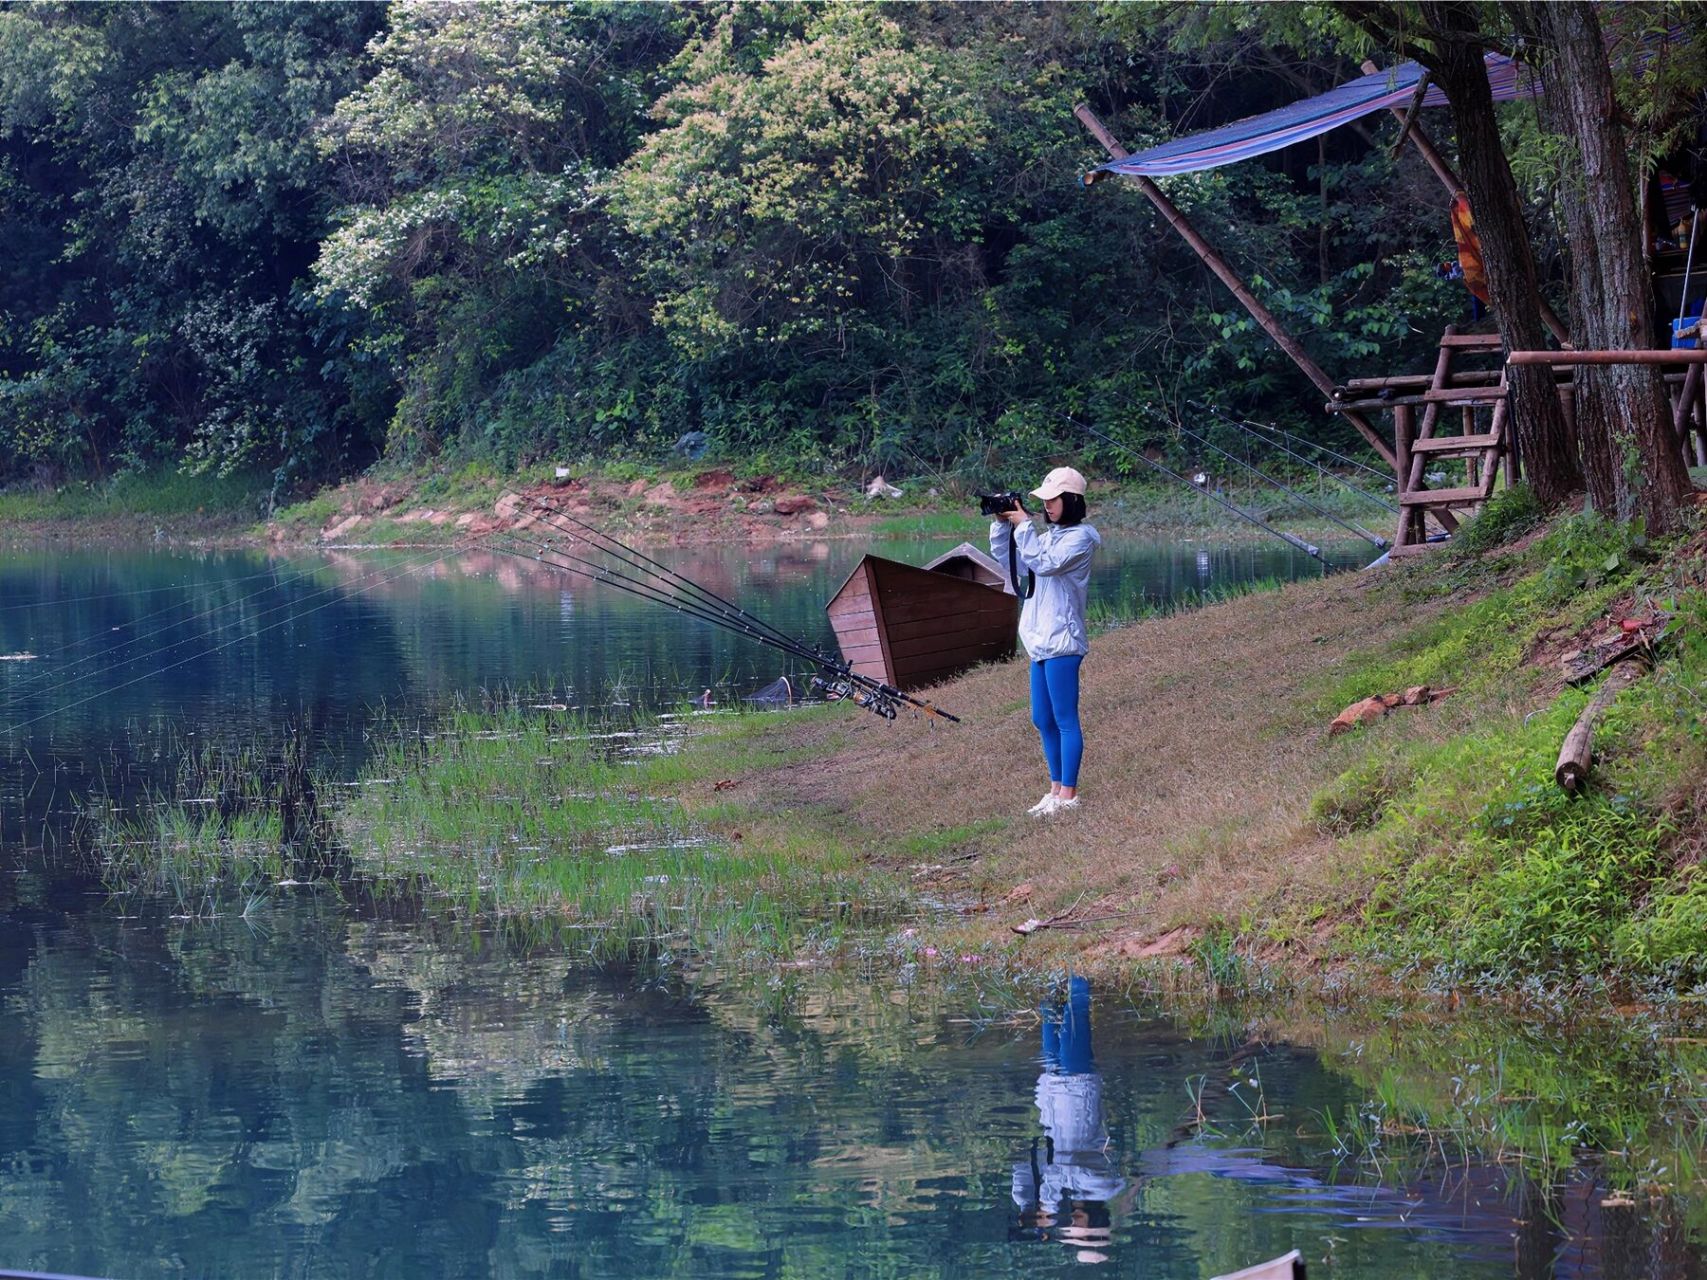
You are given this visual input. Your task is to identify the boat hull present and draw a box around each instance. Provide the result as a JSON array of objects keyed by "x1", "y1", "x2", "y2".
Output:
[{"x1": 826, "y1": 554, "x2": 1019, "y2": 692}]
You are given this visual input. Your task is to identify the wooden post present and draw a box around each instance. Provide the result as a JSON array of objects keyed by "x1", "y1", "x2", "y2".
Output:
[
  {"x1": 1394, "y1": 403, "x2": 1416, "y2": 547},
  {"x1": 1075, "y1": 103, "x2": 1398, "y2": 470},
  {"x1": 1673, "y1": 362, "x2": 1702, "y2": 465},
  {"x1": 1555, "y1": 663, "x2": 1643, "y2": 792},
  {"x1": 1362, "y1": 61, "x2": 1570, "y2": 345},
  {"x1": 1697, "y1": 365, "x2": 1707, "y2": 467}
]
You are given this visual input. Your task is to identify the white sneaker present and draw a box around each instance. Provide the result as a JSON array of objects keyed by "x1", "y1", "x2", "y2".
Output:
[
  {"x1": 1027, "y1": 794, "x2": 1059, "y2": 817},
  {"x1": 1047, "y1": 797, "x2": 1080, "y2": 815}
]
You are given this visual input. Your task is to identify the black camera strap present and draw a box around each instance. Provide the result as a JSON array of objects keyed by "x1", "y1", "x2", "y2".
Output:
[{"x1": 1008, "y1": 533, "x2": 1036, "y2": 600}]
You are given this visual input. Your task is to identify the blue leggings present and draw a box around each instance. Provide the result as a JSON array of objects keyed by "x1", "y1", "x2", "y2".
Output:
[{"x1": 1029, "y1": 655, "x2": 1085, "y2": 789}]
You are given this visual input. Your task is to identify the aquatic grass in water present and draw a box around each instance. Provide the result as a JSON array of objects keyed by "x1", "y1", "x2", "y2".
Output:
[
  {"x1": 339, "y1": 701, "x2": 910, "y2": 960},
  {"x1": 84, "y1": 738, "x2": 312, "y2": 912}
]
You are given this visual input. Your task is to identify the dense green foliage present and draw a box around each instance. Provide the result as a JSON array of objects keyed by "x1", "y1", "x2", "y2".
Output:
[{"x1": 0, "y1": 1, "x2": 1625, "y2": 497}]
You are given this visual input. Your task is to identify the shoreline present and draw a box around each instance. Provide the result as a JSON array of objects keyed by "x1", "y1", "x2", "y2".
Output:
[{"x1": 1, "y1": 462, "x2": 1392, "y2": 554}]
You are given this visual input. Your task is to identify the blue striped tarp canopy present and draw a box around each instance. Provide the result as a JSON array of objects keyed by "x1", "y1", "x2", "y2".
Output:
[{"x1": 1090, "y1": 54, "x2": 1537, "y2": 180}]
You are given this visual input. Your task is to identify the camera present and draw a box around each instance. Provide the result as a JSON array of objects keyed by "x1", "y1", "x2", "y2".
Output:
[{"x1": 978, "y1": 490, "x2": 1026, "y2": 516}]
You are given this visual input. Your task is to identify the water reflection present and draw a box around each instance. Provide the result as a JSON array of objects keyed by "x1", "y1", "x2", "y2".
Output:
[
  {"x1": 1012, "y1": 977, "x2": 1127, "y2": 1264},
  {"x1": 4, "y1": 887, "x2": 1707, "y2": 1277}
]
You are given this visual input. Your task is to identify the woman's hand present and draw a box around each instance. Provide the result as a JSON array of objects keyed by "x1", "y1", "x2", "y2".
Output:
[{"x1": 1001, "y1": 508, "x2": 1030, "y2": 526}]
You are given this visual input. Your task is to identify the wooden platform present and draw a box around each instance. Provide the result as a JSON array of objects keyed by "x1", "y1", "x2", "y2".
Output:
[{"x1": 825, "y1": 554, "x2": 1019, "y2": 691}]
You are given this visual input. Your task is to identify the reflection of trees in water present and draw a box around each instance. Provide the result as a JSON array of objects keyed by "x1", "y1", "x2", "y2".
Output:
[{"x1": 3, "y1": 895, "x2": 1704, "y2": 1277}]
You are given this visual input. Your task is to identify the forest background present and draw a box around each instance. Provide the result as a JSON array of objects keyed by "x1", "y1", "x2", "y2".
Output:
[{"x1": 0, "y1": 1, "x2": 1697, "y2": 509}]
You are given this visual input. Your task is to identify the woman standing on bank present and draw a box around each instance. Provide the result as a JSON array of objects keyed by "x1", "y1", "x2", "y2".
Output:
[{"x1": 990, "y1": 466, "x2": 1101, "y2": 817}]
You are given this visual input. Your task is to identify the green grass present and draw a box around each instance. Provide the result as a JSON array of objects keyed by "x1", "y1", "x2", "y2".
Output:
[
  {"x1": 1319, "y1": 511, "x2": 1649, "y2": 709},
  {"x1": 85, "y1": 738, "x2": 310, "y2": 914},
  {"x1": 336, "y1": 699, "x2": 909, "y2": 960},
  {"x1": 0, "y1": 468, "x2": 270, "y2": 523},
  {"x1": 1306, "y1": 511, "x2": 1707, "y2": 992}
]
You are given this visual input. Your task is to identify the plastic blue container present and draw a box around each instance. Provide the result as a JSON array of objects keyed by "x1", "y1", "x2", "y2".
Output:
[{"x1": 1675, "y1": 307, "x2": 1702, "y2": 350}]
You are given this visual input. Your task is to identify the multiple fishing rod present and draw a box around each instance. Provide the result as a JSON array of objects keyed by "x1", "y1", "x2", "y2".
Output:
[
  {"x1": 1187, "y1": 400, "x2": 1398, "y2": 516},
  {"x1": 488, "y1": 493, "x2": 959, "y2": 723},
  {"x1": 1132, "y1": 402, "x2": 1389, "y2": 551},
  {"x1": 1058, "y1": 411, "x2": 1329, "y2": 566}
]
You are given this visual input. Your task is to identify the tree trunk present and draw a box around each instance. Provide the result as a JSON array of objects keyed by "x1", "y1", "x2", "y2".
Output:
[
  {"x1": 1509, "y1": 1, "x2": 1693, "y2": 534},
  {"x1": 1422, "y1": 2, "x2": 1584, "y2": 507}
]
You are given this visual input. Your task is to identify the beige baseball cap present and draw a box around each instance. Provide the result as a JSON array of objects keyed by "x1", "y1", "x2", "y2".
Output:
[{"x1": 1030, "y1": 466, "x2": 1087, "y2": 500}]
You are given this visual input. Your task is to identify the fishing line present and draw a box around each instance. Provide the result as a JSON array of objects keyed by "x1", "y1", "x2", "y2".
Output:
[
  {"x1": 1203, "y1": 405, "x2": 1392, "y2": 485},
  {"x1": 0, "y1": 554, "x2": 379, "y2": 708},
  {"x1": 0, "y1": 562, "x2": 312, "y2": 613},
  {"x1": 1060, "y1": 411, "x2": 1329, "y2": 567},
  {"x1": 487, "y1": 511, "x2": 959, "y2": 722},
  {"x1": 505, "y1": 495, "x2": 814, "y2": 655},
  {"x1": 492, "y1": 521, "x2": 814, "y2": 660},
  {"x1": 1188, "y1": 400, "x2": 1398, "y2": 515},
  {"x1": 506, "y1": 493, "x2": 808, "y2": 647},
  {"x1": 490, "y1": 533, "x2": 832, "y2": 670},
  {"x1": 0, "y1": 547, "x2": 447, "y2": 718},
  {"x1": 0, "y1": 545, "x2": 466, "y2": 728},
  {"x1": 1137, "y1": 403, "x2": 1388, "y2": 550},
  {"x1": 492, "y1": 531, "x2": 925, "y2": 717}
]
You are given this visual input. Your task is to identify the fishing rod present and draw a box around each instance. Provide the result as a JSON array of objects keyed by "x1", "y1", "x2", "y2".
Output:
[
  {"x1": 1201, "y1": 404, "x2": 1392, "y2": 486},
  {"x1": 491, "y1": 496, "x2": 960, "y2": 723},
  {"x1": 1135, "y1": 403, "x2": 1388, "y2": 550},
  {"x1": 495, "y1": 500, "x2": 960, "y2": 722},
  {"x1": 500, "y1": 494, "x2": 823, "y2": 658},
  {"x1": 1058, "y1": 411, "x2": 1329, "y2": 566},
  {"x1": 487, "y1": 531, "x2": 814, "y2": 664},
  {"x1": 490, "y1": 526, "x2": 959, "y2": 724},
  {"x1": 1188, "y1": 400, "x2": 1398, "y2": 516}
]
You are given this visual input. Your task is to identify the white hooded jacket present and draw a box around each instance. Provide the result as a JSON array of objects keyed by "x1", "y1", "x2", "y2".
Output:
[{"x1": 989, "y1": 519, "x2": 1101, "y2": 661}]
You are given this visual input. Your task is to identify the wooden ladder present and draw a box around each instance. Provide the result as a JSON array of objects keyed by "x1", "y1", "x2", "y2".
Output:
[{"x1": 1389, "y1": 329, "x2": 1511, "y2": 557}]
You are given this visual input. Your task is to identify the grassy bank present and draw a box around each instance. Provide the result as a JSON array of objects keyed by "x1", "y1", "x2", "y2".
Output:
[
  {"x1": 4, "y1": 451, "x2": 1390, "y2": 553},
  {"x1": 0, "y1": 468, "x2": 271, "y2": 542},
  {"x1": 623, "y1": 502, "x2": 1707, "y2": 1002},
  {"x1": 260, "y1": 457, "x2": 1389, "y2": 549}
]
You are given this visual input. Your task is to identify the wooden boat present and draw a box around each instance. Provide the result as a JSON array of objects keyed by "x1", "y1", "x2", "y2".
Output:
[
  {"x1": 825, "y1": 546, "x2": 1019, "y2": 692},
  {"x1": 1212, "y1": 1249, "x2": 1306, "y2": 1280}
]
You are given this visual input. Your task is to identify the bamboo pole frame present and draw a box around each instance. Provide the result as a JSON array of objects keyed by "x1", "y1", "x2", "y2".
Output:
[{"x1": 1074, "y1": 103, "x2": 1399, "y2": 471}]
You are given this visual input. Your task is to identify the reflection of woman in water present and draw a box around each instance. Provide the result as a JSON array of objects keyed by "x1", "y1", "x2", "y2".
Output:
[{"x1": 1011, "y1": 976, "x2": 1127, "y2": 1264}]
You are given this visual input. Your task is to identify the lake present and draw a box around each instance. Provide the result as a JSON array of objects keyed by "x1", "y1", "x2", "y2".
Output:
[{"x1": 1, "y1": 536, "x2": 1699, "y2": 1278}]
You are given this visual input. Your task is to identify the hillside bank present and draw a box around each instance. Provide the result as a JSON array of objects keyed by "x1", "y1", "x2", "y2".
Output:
[{"x1": 646, "y1": 499, "x2": 1707, "y2": 1003}]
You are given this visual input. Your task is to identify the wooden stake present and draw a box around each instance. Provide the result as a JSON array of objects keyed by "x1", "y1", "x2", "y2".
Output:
[{"x1": 1075, "y1": 103, "x2": 1398, "y2": 470}]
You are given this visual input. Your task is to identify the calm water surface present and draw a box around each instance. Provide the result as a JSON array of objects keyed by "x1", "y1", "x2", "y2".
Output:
[{"x1": 0, "y1": 538, "x2": 1698, "y2": 1278}]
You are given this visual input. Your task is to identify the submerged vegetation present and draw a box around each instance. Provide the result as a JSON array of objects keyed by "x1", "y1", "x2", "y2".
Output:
[{"x1": 88, "y1": 699, "x2": 915, "y2": 964}]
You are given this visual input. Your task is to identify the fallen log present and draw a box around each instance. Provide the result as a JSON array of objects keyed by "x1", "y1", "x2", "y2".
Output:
[{"x1": 1555, "y1": 663, "x2": 1645, "y2": 792}]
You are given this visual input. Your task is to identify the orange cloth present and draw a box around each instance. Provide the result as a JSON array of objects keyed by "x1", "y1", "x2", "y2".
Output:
[{"x1": 1450, "y1": 193, "x2": 1490, "y2": 305}]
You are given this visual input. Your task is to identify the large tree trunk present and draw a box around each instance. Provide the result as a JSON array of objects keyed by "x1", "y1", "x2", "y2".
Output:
[
  {"x1": 1509, "y1": 1, "x2": 1693, "y2": 534},
  {"x1": 1423, "y1": 2, "x2": 1584, "y2": 508}
]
